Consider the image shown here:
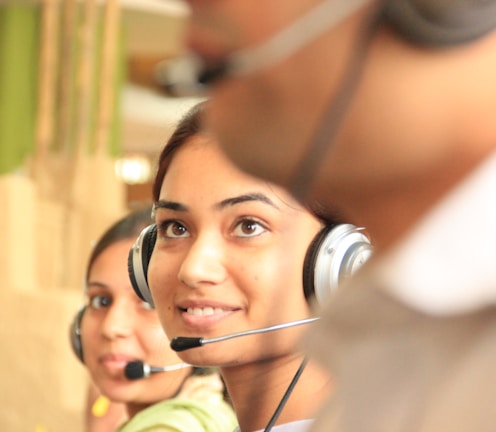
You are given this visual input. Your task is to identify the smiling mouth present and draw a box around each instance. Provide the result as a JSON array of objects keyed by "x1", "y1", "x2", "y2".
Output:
[
  {"x1": 185, "y1": 306, "x2": 231, "y2": 316},
  {"x1": 100, "y1": 356, "x2": 133, "y2": 373}
]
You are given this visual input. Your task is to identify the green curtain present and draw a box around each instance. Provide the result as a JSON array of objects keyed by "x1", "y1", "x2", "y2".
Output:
[
  {"x1": 0, "y1": 2, "x2": 124, "y2": 175},
  {"x1": 0, "y1": 4, "x2": 39, "y2": 174},
  {"x1": 92, "y1": 8, "x2": 125, "y2": 157}
]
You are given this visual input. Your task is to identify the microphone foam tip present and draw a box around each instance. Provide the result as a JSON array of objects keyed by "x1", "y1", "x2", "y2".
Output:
[{"x1": 124, "y1": 361, "x2": 145, "y2": 380}]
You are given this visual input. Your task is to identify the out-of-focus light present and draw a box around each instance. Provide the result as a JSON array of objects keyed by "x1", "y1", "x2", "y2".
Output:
[{"x1": 115, "y1": 154, "x2": 152, "y2": 184}]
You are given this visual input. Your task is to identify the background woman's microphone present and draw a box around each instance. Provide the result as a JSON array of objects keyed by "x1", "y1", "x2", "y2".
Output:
[
  {"x1": 170, "y1": 317, "x2": 319, "y2": 352},
  {"x1": 124, "y1": 360, "x2": 190, "y2": 380}
]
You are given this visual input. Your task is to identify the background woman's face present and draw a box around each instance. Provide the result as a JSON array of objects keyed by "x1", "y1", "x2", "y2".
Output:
[
  {"x1": 81, "y1": 239, "x2": 188, "y2": 405},
  {"x1": 148, "y1": 135, "x2": 323, "y2": 366}
]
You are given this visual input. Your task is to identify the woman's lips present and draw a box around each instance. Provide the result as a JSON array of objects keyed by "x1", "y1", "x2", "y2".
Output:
[
  {"x1": 99, "y1": 353, "x2": 136, "y2": 372},
  {"x1": 186, "y1": 306, "x2": 229, "y2": 316},
  {"x1": 178, "y1": 302, "x2": 240, "y2": 329}
]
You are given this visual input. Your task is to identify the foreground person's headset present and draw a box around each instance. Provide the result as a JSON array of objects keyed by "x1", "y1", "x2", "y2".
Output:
[
  {"x1": 383, "y1": 0, "x2": 496, "y2": 47},
  {"x1": 157, "y1": 0, "x2": 496, "y2": 97}
]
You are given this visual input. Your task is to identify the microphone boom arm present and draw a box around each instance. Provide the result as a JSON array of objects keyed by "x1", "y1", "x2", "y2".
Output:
[{"x1": 171, "y1": 317, "x2": 320, "y2": 352}]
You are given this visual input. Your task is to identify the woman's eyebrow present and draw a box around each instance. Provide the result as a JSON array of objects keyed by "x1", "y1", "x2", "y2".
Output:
[
  {"x1": 85, "y1": 280, "x2": 109, "y2": 292},
  {"x1": 154, "y1": 200, "x2": 188, "y2": 212},
  {"x1": 86, "y1": 281, "x2": 109, "y2": 290},
  {"x1": 154, "y1": 193, "x2": 279, "y2": 213},
  {"x1": 217, "y1": 193, "x2": 279, "y2": 210}
]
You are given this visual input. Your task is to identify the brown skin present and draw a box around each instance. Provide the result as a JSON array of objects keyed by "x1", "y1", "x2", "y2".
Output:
[
  {"x1": 147, "y1": 135, "x2": 331, "y2": 431},
  {"x1": 182, "y1": 0, "x2": 496, "y2": 251},
  {"x1": 81, "y1": 239, "x2": 192, "y2": 420}
]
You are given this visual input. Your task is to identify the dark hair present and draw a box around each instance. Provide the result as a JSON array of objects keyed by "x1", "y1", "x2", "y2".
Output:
[
  {"x1": 152, "y1": 101, "x2": 206, "y2": 202},
  {"x1": 86, "y1": 206, "x2": 153, "y2": 282},
  {"x1": 152, "y1": 101, "x2": 343, "y2": 226}
]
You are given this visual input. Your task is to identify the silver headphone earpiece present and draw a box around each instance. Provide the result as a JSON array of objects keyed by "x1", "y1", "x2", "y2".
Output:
[
  {"x1": 304, "y1": 224, "x2": 373, "y2": 305},
  {"x1": 128, "y1": 224, "x2": 157, "y2": 307}
]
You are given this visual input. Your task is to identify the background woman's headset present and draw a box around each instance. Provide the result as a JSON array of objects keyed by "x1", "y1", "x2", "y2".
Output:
[
  {"x1": 70, "y1": 305, "x2": 86, "y2": 363},
  {"x1": 128, "y1": 223, "x2": 373, "y2": 308}
]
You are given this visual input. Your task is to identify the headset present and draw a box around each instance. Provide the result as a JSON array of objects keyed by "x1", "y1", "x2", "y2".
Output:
[
  {"x1": 70, "y1": 305, "x2": 86, "y2": 363},
  {"x1": 382, "y1": 0, "x2": 496, "y2": 47},
  {"x1": 128, "y1": 223, "x2": 373, "y2": 308},
  {"x1": 158, "y1": 0, "x2": 496, "y2": 98}
]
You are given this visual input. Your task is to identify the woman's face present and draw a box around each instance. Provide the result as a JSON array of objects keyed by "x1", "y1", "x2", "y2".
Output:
[
  {"x1": 81, "y1": 239, "x2": 189, "y2": 405},
  {"x1": 148, "y1": 135, "x2": 323, "y2": 367}
]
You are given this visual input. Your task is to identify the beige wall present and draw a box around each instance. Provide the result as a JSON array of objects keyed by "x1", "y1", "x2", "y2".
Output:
[
  {"x1": 0, "y1": 289, "x2": 87, "y2": 432},
  {"x1": 0, "y1": 172, "x2": 126, "y2": 431}
]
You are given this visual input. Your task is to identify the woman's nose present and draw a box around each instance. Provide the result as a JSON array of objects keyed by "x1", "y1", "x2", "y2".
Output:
[
  {"x1": 178, "y1": 233, "x2": 227, "y2": 288},
  {"x1": 101, "y1": 301, "x2": 134, "y2": 340}
]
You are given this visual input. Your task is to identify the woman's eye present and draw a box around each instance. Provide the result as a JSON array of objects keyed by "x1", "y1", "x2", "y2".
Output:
[
  {"x1": 89, "y1": 295, "x2": 111, "y2": 309},
  {"x1": 160, "y1": 221, "x2": 190, "y2": 238},
  {"x1": 233, "y1": 219, "x2": 266, "y2": 237}
]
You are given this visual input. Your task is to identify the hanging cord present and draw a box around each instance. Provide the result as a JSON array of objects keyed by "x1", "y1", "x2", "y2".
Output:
[
  {"x1": 289, "y1": 4, "x2": 386, "y2": 200},
  {"x1": 264, "y1": 357, "x2": 309, "y2": 432}
]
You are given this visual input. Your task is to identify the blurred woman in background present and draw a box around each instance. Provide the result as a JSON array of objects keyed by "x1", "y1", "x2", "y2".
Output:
[{"x1": 70, "y1": 206, "x2": 237, "y2": 431}]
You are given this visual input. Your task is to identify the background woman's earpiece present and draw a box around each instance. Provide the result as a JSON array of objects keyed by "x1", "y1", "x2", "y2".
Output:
[{"x1": 70, "y1": 305, "x2": 87, "y2": 363}]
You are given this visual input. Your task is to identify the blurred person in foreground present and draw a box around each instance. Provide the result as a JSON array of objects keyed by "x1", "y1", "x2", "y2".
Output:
[{"x1": 169, "y1": 0, "x2": 496, "y2": 430}]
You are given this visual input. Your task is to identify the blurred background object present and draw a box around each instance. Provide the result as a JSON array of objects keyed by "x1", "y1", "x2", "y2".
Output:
[{"x1": 0, "y1": 0, "x2": 200, "y2": 430}]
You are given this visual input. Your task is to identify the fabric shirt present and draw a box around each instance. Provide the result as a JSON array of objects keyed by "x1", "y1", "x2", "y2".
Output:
[
  {"x1": 377, "y1": 150, "x2": 496, "y2": 315},
  {"x1": 233, "y1": 419, "x2": 313, "y2": 432},
  {"x1": 306, "y1": 151, "x2": 496, "y2": 432},
  {"x1": 117, "y1": 372, "x2": 237, "y2": 432}
]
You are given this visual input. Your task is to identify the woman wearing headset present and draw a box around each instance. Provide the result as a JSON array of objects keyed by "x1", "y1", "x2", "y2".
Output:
[
  {"x1": 71, "y1": 206, "x2": 237, "y2": 432},
  {"x1": 137, "y1": 102, "x2": 371, "y2": 432}
]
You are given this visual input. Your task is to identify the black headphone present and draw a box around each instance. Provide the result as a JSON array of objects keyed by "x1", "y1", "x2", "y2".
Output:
[
  {"x1": 70, "y1": 305, "x2": 87, "y2": 363},
  {"x1": 128, "y1": 223, "x2": 373, "y2": 308},
  {"x1": 383, "y1": 0, "x2": 496, "y2": 47}
]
